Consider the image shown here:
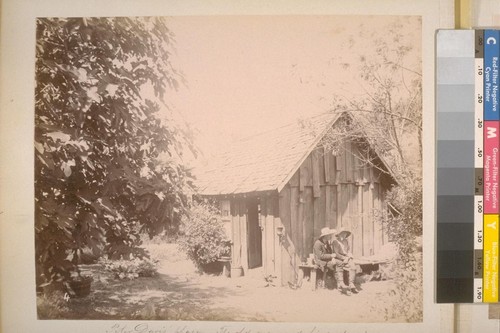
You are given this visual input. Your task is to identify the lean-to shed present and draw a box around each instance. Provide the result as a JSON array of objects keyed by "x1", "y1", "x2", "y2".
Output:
[{"x1": 197, "y1": 112, "x2": 395, "y2": 285}]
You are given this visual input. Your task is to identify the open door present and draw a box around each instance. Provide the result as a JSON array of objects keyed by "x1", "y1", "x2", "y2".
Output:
[{"x1": 247, "y1": 199, "x2": 262, "y2": 269}]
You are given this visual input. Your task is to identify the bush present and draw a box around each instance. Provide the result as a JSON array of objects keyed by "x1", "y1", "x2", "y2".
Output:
[
  {"x1": 384, "y1": 254, "x2": 423, "y2": 322},
  {"x1": 374, "y1": 181, "x2": 423, "y2": 322},
  {"x1": 99, "y1": 257, "x2": 159, "y2": 280},
  {"x1": 178, "y1": 202, "x2": 230, "y2": 272},
  {"x1": 380, "y1": 183, "x2": 422, "y2": 260}
]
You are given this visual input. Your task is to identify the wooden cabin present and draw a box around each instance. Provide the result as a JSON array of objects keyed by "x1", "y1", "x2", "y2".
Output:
[{"x1": 197, "y1": 112, "x2": 395, "y2": 286}]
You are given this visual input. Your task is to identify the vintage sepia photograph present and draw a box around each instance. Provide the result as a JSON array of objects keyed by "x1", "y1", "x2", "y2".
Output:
[{"x1": 34, "y1": 15, "x2": 423, "y2": 323}]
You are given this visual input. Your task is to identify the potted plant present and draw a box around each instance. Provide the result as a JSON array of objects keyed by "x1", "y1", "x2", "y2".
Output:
[
  {"x1": 67, "y1": 271, "x2": 93, "y2": 298},
  {"x1": 66, "y1": 246, "x2": 93, "y2": 298}
]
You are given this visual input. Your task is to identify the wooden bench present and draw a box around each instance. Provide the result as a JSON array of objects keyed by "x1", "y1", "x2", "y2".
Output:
[
  {"x1": 298, "y1": 261, "x2": 386, "y2": 291},
  {"x1": 297, "y1": 264, "x2": 320, "y2": 291}
]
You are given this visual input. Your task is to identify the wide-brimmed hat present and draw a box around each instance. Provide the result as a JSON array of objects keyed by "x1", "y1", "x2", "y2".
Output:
[
  {"x1": 336, "y1": 228, "x2": 352, "y2": 238},
  {"x1": 319, "y1": 227, "x2": 336, "y2": 239}
]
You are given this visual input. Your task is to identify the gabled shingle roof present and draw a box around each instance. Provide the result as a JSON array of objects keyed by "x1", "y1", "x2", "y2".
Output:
[{"x1": 196, "y1": 112, "x2": 342, "y2": 196}]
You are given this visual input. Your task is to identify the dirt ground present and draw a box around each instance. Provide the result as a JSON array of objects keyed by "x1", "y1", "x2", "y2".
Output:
[{"x1": 38, "y1": 243, "x2": 407, "y2": 323}]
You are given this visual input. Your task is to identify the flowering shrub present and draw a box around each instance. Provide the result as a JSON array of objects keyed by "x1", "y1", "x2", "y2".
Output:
[
  {"x1": 99, "y1": 257, "x2": 158, "y2": 280},
  {"x1": 178, "y1": 202, "x2": 230, "y2": 272}
]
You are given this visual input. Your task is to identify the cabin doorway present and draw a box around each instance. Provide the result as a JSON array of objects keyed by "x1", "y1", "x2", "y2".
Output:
[{"x1": 246, "y1": 199, "x2": 262, "y2": 269}]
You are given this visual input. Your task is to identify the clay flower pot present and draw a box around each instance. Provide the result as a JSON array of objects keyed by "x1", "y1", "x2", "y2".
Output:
[{"x1": 68, "y1": 275, "x2": 93, "y2": 298}]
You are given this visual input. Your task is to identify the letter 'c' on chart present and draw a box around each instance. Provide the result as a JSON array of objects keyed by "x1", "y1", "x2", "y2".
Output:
[{"x1": 487, "y1": 37, "x2": 497, "y2": 45}]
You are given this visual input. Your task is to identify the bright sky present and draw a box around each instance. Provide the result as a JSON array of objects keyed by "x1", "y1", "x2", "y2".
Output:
[{"x1": 166, "y1": 15, "x2": 421, "y2": 163}]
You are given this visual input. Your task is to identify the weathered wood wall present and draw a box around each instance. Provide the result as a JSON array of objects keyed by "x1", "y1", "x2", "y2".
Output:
[
  {"x1": 230, "y1": 195, "x2": 282, "y2": 278},
  {"x1": 230, "y1": 199, "x2": 248, "y2": 271},
  {"x1": 228, "y1": 142, "x2": 391, "y2": 286},
  {"x1": 278, "y1": 143, "x2": 390, "y2": 286}
]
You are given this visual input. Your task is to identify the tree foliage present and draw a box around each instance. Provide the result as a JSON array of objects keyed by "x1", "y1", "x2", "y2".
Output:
[
  {"x1": 35, "y1": 17, "x2": 194, "y2": 287},
  {"x1": 336, "y1": 18, "x2": 423, "y2": 253},
  {"x1": 324, "y1": 18, "x2": 423, "y2": 320},
  {"x1": 319, "y1": 18, "x2": 423, "y2": 254},
  {"x1": 298, "y1": 17, "x2": 423, "y2": 248},
  {"x1": 328, "y1": 18, "x2": 422, "y2": 184}
]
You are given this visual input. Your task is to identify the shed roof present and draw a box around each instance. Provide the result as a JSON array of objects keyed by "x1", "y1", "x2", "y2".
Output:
[{"x1": 196, "y1": 112, "x2": 342, "y2": 196}]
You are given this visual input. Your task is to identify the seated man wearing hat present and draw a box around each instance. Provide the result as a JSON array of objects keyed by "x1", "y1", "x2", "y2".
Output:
[
  {"x1": 332, "y1": 228, "x2": 358, "y2": 295},
  {"x1": 313, "y1": 227, "x2": 337, "y2": 285}
]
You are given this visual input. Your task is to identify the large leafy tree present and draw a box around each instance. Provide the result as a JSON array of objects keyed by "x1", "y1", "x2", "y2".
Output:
[{"x1": 35, "y1": 17, "x2": 194, "y2": 288}]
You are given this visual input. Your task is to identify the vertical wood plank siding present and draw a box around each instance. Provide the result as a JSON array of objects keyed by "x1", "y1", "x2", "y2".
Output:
[
  {"x1": 290, "y1": 186, "x2": 301, "y2": 259},
  {"x1": 303, "y1": 187, "x2": 315, "y2": 258},
  {"x1": 324, "y1": 149, "x2": 331, "y2": 183},
  {"x1": 314, "y1": 186, "x2": 326, "y2": 244},
  {"x1": 312, "y1": 150, "x2": 321, "y2": 197},
  {"x1": 229, "y1": 144, "x2": 391, "y2": 285},
  {"x1": 278, "y1": 145, "x2": 388, "y2": 284}
]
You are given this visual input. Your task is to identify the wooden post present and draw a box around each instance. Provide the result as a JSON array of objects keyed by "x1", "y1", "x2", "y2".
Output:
[
  {"x1": 240, "y1": 200, "x2": 248, "y2": 272},
  {"x1": 279, "y1": 188, "x2": 292, "y2": 286},
  {"x1": 266, "y1": 197, "x2": 275, "y2": 276},
  {"x1": 231, "y1": 200, "x2": 241, "y2": 269},
  {"x1": 274, "y1": 201, "x2": 282, "y2": 283},
  {"x1": 260, "y1": 199, "x2": 267, "y2": 275}
]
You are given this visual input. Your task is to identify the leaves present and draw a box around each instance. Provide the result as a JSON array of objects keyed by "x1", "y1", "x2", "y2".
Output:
[
  {"x1": 35, "y1": 17, "x2": 195, "y2": 288},
  {"x1": 99, "y1": 257, "x2": 159, "y2": 280},
  {"x1": 177, "y1": 202, "x2": 230, "y2": 270}
]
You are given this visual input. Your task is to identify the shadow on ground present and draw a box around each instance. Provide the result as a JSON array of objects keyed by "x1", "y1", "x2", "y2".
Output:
[
  {"x1": 54, "y1": 265, "x2": 258, "y2": 321},
  {"x1": 38, "y1": 243, "x2": 415, "y2": 322}
]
